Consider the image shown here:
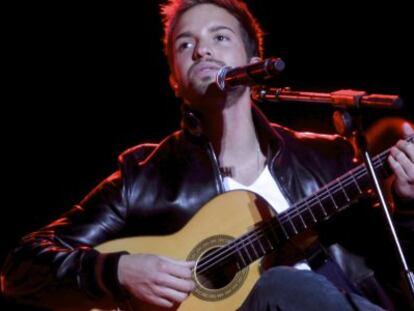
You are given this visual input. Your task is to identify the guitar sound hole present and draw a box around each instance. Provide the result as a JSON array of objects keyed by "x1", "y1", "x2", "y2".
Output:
[{"x1": 195, "y1": 247, "x2": 239, "y2": 290}]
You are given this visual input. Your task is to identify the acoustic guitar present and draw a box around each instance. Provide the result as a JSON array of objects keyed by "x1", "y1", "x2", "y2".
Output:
[{"x1": 92, "y1": 136, "x2": 412, "y2": 310}]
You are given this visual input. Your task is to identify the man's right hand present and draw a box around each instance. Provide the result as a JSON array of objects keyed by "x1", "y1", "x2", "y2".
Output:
[{"x1": 117, "y1": 254, "x2": 195, "y2": 308}]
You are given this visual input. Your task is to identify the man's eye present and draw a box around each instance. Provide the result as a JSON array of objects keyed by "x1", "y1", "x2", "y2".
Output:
[
  {"x1": 215, "y1": 34, "x2": 229, "y2": 42},
  {"x1": 178, "y1": 42, "x2": 193, "y2": 52}
]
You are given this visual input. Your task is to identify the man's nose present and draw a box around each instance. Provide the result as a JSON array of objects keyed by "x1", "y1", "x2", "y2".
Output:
[{"x1": 193, "y1": 41, "x2": 213, "y2": 60}]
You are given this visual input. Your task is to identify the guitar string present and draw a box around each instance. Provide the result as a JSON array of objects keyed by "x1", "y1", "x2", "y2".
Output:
[
  {"x1": 195, "y1": 147, "x2": 390, "y2": 274},
  {"x1": 279, "y1": 152, "x2": 388, "y2": 222},
  {"x1": 195, "y1": 151, "x2": 386, "y2": 273},
  {"x1": 195, "y1": 152, "x2": 384, "y2": 273},
  {"x1": 196, "y1": 137, "x2": 413, "y2": 274},
  {"x1": 195, "y1": 151, "x2": 387, "y2": 273},
  {"x1": 263, "y1": 134, "x2": 412, "y2": 226},
  {"x1": 279, "y1": 146, "x2": 394, "y2": 223},
  {"x1": 195, "y1": 171, "x2": 366, "y2": 273}
]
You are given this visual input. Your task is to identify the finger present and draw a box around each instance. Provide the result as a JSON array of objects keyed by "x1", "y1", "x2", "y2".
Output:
[
  {"x1": 389, "y1": 155, "x2": 410, "y2": 183},
  {"x1": 156, "y1": 285, "x2": 190, "y2": 304},
  {"x1": 390, "y1": 147, "x2": 414, "y2": 182},
  {"x1": 146, "y1": 295, "x2": 175, "y2": 308},
  {"x1": 167, "y1": 263, "x2": 194, "y2": 279},
  {"x1": 402, "y1": 122, "x2": 414, "y2": 138},
  {"x1": 156, "y1": 274, "x2": 195, "y2": 293},
  {"x1": 161, "y1": 256, "x2": 196, "y2": 267},
  {"x1": 396, "y1": 139, "x2": 414, "y2": 163},
  {"x1": 158, "y1": 257, "x2": 194, "y2": 279}
]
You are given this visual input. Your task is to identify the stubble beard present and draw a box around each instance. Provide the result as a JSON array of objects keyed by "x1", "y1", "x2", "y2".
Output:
[
  {"x1": 185, "y1": 75, "x2": 217, "y2": 106},
  {"x1": 191, "y1": 75, "x2": 215, "y2": 95},
  {"x1": 185, "y1": 76, "x2": 247, "y2": 115}
]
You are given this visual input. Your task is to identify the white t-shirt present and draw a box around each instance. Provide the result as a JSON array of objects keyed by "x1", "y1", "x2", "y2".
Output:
[
  {"x1": 223, "y1": 165, "x2": 289, "y2": 214},
  {"x1": 223, "y1": 165, "x2": 311, "y2": 271}
]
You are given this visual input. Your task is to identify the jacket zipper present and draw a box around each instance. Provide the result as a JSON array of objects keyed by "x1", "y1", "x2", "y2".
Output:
[{"x1": 206, "y1": 142, "x2": 225, "y2": 194}]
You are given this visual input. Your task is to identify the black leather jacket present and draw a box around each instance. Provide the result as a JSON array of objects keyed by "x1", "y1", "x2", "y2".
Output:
[{"x1": 2, "y1": 107, "x2": 412, "y2": 310}]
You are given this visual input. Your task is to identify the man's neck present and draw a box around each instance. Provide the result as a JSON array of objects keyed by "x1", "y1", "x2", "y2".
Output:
[
  {"x1": 196, "y1": 88, "x2": 266, "y2": 185},
  {"x1": 199, "y1": 89, "x2": 255, "y2": 150}
]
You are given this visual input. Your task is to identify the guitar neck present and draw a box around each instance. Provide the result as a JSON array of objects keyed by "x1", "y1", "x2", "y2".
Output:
[
  {"x1": 278, "y1": 146, "x2": 391, "y2": 237},
  {"x1": 210, "y1": 136, "x2": 413, "y2": 270}
]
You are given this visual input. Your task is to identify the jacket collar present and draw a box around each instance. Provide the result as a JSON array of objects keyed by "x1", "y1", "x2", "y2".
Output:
[{"x1": 180, "y1": 103, "x2": 284, "y2": 158}]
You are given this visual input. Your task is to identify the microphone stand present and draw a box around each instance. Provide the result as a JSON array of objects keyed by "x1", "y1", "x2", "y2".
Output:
[
  {"x1": 253, "y1": 87, "x2": 414, "y2": 306},
  {"x1": 251, "y1": 87, "x2": 403, "y2": 110}
]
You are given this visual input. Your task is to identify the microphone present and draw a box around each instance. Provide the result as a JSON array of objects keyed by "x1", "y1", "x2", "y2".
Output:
[{"x1": 216, "y1": 57, "x2": 285, "y2": 91}]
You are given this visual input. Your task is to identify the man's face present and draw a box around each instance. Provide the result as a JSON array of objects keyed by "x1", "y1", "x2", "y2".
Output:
[{"x1": 170, "y1": 4, "x2": 252, "y2": 104}]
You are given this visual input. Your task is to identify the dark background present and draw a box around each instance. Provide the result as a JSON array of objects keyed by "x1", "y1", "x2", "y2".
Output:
[{"x1": 2, "y1": 0, "x2": 413, "y2": 309}]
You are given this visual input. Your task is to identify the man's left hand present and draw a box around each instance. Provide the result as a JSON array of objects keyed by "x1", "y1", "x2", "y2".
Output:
[{"x1": 388, "y1": 122, "x2": 414, "y2": 200}]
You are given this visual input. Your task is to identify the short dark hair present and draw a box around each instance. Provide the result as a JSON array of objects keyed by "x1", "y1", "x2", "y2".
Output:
[{"x1": 160, "y1": 0, "x2": 264, "y2": 67}]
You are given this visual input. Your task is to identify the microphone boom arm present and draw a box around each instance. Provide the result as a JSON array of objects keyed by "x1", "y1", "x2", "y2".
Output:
[{"x1": 252, "y1": 87, "x2": 403, "y2": 110}]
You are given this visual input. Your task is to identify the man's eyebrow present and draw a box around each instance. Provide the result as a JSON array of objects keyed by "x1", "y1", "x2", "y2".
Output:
[
  {"x1": 209, "y1": 25, "x2": 235, "y2": 34},
  {"x1": 175, "y1": 25, "x2": 235, "y2": 42},
  {"x1": 175, "y1": 31, "x2": 192, "y2": 42}
]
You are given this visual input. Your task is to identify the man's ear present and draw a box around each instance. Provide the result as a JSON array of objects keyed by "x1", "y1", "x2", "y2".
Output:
[
  {"x1": 249, "y1": 56, "x2": 262, "y2": 64},
  {"x1": 169, "y1": 74, "x2": 182, "y2": 98}
]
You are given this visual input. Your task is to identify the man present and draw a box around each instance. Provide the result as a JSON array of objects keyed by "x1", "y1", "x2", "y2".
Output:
[{"x1": 2, "y1": 0, "x2": 413, "y2": 310}]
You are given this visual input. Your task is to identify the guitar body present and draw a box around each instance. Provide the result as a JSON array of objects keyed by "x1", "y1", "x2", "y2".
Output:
[{"x1": 95, "y1": 190, "x2": 275, "y2": 311}]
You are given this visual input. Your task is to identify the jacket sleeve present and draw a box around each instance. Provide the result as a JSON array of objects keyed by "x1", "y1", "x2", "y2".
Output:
[{"x1": 1, "y1": 171, "x2": 130, "y2": 310}]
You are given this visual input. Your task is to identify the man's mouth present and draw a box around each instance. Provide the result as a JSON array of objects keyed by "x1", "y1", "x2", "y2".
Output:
[{"x1": 190, "y1": 62, "x2": 222, "y2": 78}]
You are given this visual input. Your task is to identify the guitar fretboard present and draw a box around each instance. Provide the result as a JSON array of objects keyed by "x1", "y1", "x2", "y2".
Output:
[
  {"x1": 279, "y1": 150, "x2": 389, "y2": 236},
  {"x1": 196, "y1": 135, "x2": 412, "y2": 274}
]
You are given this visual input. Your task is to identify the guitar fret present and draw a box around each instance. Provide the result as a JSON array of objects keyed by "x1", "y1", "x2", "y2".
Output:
[
  {"x1": 257, "y1": 236, "x2": 266, "y2": 254},
  {"x1": 304, "y1": 199, "x2": 317, "y2": 223},
  {"x1": 325, "y1": 186, "x2": 338, "y2": 209},
  {"x1": 351, "y1": 173, "x2": 363, "y2": 194},
  {"x1": 316, "y1": 194, "x2": 328, "y2": 217},
  {"x1": 266, "y1": 237, "x2": 274, "y2": 250},
  {"x1": 298, "y1": 213, "x2": 307, "y2": 229},
  {"x1": 278, "y1": 219, "x2": 291, "y2": 238},
  {"x1": 236, "y1": 246, "x2": 247, "y2": 267},
  {"x1": 285, "y1": 213, "x2": 298, "y2": 235},
  {"x1": 293, "y1": 214, "x2": 307, "y2": 231},
  {"x1": 269, "y1": 222, "x2": 284, "y2": 243},
  {"x1": 303, "y1": 210, "x2": 315, "y2": 226},
  {"x1": 249, "y1": 237, "x2": 259, "y2": 259},
  {"x1": 264, "y1": 232, "x2": 275, "y2": 250},
  {"x1": 242, "y1": 239, "x2": 253, "y2": 262},
  {"x1": 337, "y1": 177, "x2": 350, "y2": 202},
  {"x1": 308, "y1": 204, "x2": 318, "y2": 223}
]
